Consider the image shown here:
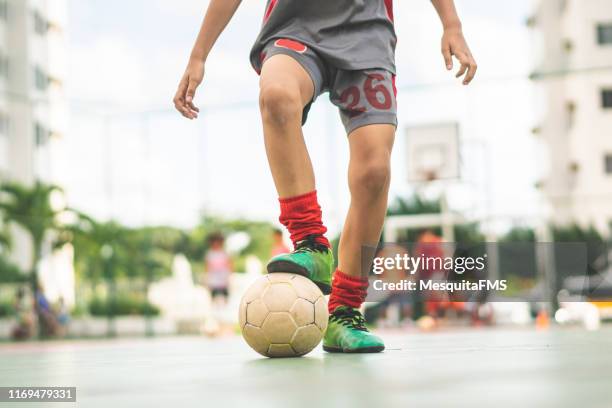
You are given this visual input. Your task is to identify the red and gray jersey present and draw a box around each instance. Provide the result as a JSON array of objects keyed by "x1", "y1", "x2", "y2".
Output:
[{"x1": 250, "y1": 0, "x2": 397, "y2": 74}]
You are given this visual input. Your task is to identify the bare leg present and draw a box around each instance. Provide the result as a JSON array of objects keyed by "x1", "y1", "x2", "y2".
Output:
[
  {"x1": 338, "y1": 124, "x2": 395, "y2": 278},
  {"x1": 259, "y1": 55, "x2": 316, "y2": 198}
]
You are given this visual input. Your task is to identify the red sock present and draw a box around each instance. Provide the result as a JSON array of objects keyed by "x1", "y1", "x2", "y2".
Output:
[
  {"x1": 279, "y1": 190, "x2": 330, "y2": 248},
  {"x1": 328, "y1": 269, "x2": 369, "y2": 313}
]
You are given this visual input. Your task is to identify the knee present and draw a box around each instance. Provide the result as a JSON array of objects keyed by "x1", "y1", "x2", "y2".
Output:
[
  {"x1": 351, "y1": 160, "x2": 391, "y2": 198},
  {"x1": 259, "y1": 83, "x2": 303, "y2": 126}
]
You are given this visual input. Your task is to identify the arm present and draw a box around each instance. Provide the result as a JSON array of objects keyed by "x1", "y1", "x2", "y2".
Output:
[
  {"x1": 174, "y1": 0, "x2": 242, "y2": 119},
  {"x1": 430, "y1": 0, "x2": 477, "y2": 85}
]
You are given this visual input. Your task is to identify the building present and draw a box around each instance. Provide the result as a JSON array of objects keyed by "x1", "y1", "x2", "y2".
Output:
[
  {"x1": 530, "y1": 0, "x2": 612, "y2": 236},
  {"x1": 0, "y1": 0, "x2": 67, "y2": 274},
  {"x1": 0, "y1": 0, "x2": 66, "y2": 184}
]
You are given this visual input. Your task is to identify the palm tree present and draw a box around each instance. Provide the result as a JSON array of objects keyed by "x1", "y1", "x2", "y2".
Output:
[
  {"x1": 0, "y1": 224, "x2": 24, "y2": 284},
  {"x1": 0, "y1": 181, "x2": 65, "y2": 293},
  {"x1": 0, "y1": 228, "x2": 10, "y2": 251},
  {"x1": 63, "y1": 215, "x2": 128, "y2": 336}
]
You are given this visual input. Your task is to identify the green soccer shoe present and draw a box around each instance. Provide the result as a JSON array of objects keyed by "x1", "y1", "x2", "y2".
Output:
[
  {"x1": 323, "y1": 306, "x2": 385, "y2": 353},
  {"x1": 267, "y1": 235, "x2": 333, "y2": 294}
]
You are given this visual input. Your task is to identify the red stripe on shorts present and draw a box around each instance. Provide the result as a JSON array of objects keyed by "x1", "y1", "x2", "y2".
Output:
[
  {"x1": 263, "y1": 0, "x2": 278, "y2": 23},
  {"x1": 384, "y1": 0, "x2": 394, "y2": 22}
]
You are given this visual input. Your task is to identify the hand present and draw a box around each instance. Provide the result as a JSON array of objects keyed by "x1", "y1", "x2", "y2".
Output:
[
  {"x1": 174, "y1": 58, "x2": 205, "y2": 119},
  {"x1": 441, "y1": 27, "x2": 477, "y2": 85}
]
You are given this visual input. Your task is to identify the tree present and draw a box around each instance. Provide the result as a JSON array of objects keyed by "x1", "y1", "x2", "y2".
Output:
[
  {"x1": 385, "y1": 194, "x2": 484, "y2": 243},
  {"x1": 62, "y1": 215, "x2": 130, "y2": 336},
  {"x1": 387, "y1": 195, "x2": 442, "y2": 217},
  {"x1": 0, "y1": 225, "x2": 23, "y2": 283},
  {"x1": 552, "y1": 224, "x2": 607, "y2": 276},
  {"x1": 500, "y1": 227, "x2": 536, "y2": 243},
  {"x1": 0, "y1": 181, "x2": 65, "y2": 293},
  {"x1": 0, "y1": 256, "x2": 25, "y2": 284},
  {"x1": 62, "y1": 217, "x2": 173, "y2": 336},
  {"x1": 0, "y1": 227, "x2": 10, "y2": 251}
]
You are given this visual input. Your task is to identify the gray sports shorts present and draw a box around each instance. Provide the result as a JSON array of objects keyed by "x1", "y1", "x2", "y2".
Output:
[{"x1": 260, "y1": 38, "x2": 398, "y2": 135}]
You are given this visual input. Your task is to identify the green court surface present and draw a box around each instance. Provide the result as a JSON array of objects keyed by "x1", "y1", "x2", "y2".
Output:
[{"x1": 0, "y1": 327, "x2": 610, "y2": 408}]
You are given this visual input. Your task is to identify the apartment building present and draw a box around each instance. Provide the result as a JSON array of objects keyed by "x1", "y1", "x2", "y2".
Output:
[{"x1": 530, "y1": 0, "x2": 612, "y2": 235}]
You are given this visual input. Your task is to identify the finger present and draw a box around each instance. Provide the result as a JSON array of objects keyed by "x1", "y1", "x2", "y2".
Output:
[
  {"x1": 187, "y1": 106, "x2": 199, "y2": 119},
  {"x1": 174, "y1": 95, "x2": 194, "y2": 119},
  {"x1": 175, "y1": 83, "x2": 198, "y2": 119},
  {"x1": 185, "y1": 79, "x2": 199, "y2": 103},
  {"x1": 185, "y1": 98, "x2": 199, "y2": 119},
  {"x1": 183, "y1": 107, "x2": 196, "y2": 120},
  {"x1": 186, "y1": 100, "x2": 200, "y2": 114},
  {"x1": 174, "y1": 98, "x2": 186, "y2": 117},
  {"x1": 173, "y1": 90, "x2": 184, "y2": 108},
  {"x1": 174, "y1": 80, "x2": 187, "y2": 109},
  {"x1": 176, "y1": 104, "x2": 191, "y2": 119},
  {"x1": 464, "y1": 60, "x2": 478, "y2": 85},
  {"x1": 455, "y1": 63, "x2": 468, "y2": 79},
  {"x1": 442, "y1": 47, "x2": 453, "y2": 70},
  {"x1": 174, "y1": 99, "x2": 193, "y2": 119}
]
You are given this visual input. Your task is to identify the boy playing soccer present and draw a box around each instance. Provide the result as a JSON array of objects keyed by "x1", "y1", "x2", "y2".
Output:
[{"x1": 174, "y1": 0, "x2": 477, "y2": 353}]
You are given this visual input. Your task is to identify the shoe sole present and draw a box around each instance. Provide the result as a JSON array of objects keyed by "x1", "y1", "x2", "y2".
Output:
[
  {"x1": 267, "y1": 260, "x2": 331, "y2": 295},
  {"x1": 323, "y1": 345, "x2": 385, "y2": 353}
]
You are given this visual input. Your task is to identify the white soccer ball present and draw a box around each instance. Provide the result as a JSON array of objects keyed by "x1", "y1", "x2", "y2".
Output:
[{"x1": 239, "y1": 273, "x2": 328, "y2": 357}]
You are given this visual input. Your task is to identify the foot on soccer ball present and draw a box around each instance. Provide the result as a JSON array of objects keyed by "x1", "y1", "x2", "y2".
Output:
[
  {"x1": 323, "y1": 306, "x2": 385, "y2": 353},
  {"x1": 267, "y1": 235, "x2": 333, "y2": 295}
]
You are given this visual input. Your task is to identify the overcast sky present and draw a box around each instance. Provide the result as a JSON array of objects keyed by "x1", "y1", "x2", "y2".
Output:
[{"x1": 56, "y1": 0, "x2": 542, "y2": 236}]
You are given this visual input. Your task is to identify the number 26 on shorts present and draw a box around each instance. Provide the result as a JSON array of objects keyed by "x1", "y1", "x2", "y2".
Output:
[{"x1": 339, "y1": 73, "x2": 394, "y2": 117}]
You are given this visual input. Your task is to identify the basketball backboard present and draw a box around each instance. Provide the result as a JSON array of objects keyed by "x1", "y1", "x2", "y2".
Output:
[{"x1": 406, "y1": 122, "x2": 460, "y2": 182}]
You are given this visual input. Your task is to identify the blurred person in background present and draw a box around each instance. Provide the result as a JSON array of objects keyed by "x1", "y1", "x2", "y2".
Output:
[
  {"x1": 11, "y1": 286, "x2": 34, "y2": 340},
  {"x1": 414, "y1": 229, "x2": 447, "y2": 326},
  {"x1": 34, "y1": 283, "x2": 59, "y2": 337},
  {"x1": 414, "y1": 229, "x2": 444, "y2": 281},
  {"x1": 271, "y1": 227, "x2": 290, "y2": 257},
  {"x1": 205, "y1": 233, "x2": 233, "y2": 306},
  {"x1": 415, "y1": 229, "x2": 471, "y2": 326},
  {"x1": 55, "y1": 296, "x2": 70, "y2": 336}
]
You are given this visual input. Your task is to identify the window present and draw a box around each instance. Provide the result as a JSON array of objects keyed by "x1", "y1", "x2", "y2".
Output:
[
  {"x1": 33, "y1": 11, "x2": 48, "y2": 35},
  {"x1": 602, "y1": 89, "x2": 612, "y2": 109},
  {"x1": 597, "y1": 23, "x2": 612, "y2": 45},
  {"x1": 34, "y1": 122, "x2": 49, "y2": 146},
  {"x1": 33, "y1": 66, "x2": 48, "y2": 90},
  {"x1": 605, "y1": 154, "x2": 612, "y2": 175},
  {"x1": 0, "y1": 1, "x2": 7, "y2": 21}
]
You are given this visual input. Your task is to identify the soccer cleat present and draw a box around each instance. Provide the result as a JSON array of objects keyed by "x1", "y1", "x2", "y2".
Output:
[
  {"x1": 323, "y1": 306, "x2": 385, "y2": 353},
  {"x1": 267, "y1": 235, "x2": 333, "y2": 294}
]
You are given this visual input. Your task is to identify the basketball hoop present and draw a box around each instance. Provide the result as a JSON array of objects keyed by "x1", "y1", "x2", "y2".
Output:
[{"x1": 406, "y1": 123, "x2": 460, "y2": 183}]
